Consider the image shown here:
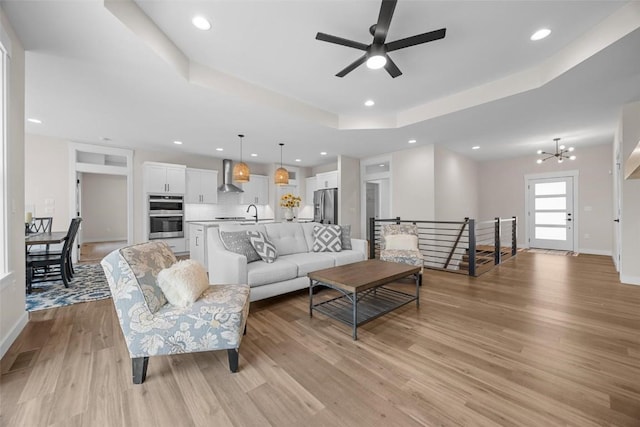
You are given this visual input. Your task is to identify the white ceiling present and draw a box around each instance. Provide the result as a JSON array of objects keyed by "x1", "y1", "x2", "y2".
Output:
[{"x1": 4, "y1": 0, "x2": 640, "y2": 167}]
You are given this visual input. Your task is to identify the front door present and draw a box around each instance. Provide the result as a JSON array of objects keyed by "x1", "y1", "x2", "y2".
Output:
[{"x1": 528, "y1": 176, "x2": 574, "y2": 251}]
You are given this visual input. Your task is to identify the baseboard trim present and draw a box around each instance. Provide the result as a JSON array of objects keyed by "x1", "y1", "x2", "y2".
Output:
[
  {"x1": 578, "y1": 248, "x2": 612, "y2": 256},
  {"x1": 620, "y1": 274, "x2": 640, "y2": 286},
  {"x1": 1, "y1": 311, "x2": 28, "y2": 359}
]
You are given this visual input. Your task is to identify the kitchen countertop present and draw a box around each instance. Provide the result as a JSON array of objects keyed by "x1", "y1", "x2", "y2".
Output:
[{"x1": 187, "y1": 219, "x2": 276, "y2": 226}]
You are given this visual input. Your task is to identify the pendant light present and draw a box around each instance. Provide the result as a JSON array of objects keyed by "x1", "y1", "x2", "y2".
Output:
[
  {"x1": 274, "y1": 143, "x2": 289, "y2": 185},
  {"x1": 232, "y1": 134, "x2": 250, "y2": 183},
  {"x1": 536, "y1": 138, "x2": 576, "y2": 164}
]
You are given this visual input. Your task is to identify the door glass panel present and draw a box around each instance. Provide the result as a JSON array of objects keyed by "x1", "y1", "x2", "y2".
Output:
[
  {"x1": 535, "y1": 197, "x2": 566, "y2": 210},
  {"x1": 535, "y1": 182, "x2": 566, "y2": 196},
  {"x1": 535, "y1": 227, "x2": 566, "y2": 240},
  {"x1": 535, "y1": 212, "x2": 566, "y2": 225}
]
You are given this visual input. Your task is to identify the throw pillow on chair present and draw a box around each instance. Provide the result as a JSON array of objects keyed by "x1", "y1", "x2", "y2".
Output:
[{"x1": 157, "y1": 259, "x2": 210, "y2": 307}]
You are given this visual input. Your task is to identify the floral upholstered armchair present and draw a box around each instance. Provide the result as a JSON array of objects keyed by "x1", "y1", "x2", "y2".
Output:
[
  {"x1": 101, "y1": 241, "x2": 250, "y2": 384},
  {"x1": 380, "y1": 223, "x2": 424, "y2": 284}
]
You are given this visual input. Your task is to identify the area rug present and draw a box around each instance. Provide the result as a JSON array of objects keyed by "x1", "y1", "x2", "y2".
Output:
[
  {"x1": 26, "y1": 263, "x2": 111, "y2": 312},
  {"x1": 525, "y1": 248, "x2": 579, "y2": 256}
]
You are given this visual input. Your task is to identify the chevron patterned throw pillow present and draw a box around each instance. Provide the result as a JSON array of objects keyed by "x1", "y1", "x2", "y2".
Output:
[
  {"x1": 247, "y1": 230, "x2": 278, "y2": 263},
  {"x1": 313, "y1": 225, "x2": 343, "y2": 252}
]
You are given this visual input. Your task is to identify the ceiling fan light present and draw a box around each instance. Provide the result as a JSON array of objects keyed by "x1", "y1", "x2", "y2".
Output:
[
  {"x1": 559, "y1": 144, "x2": 566, "y2": 150},
  {"x1": 536, "y1": 149, "x2": 542, "y2": 155},
  {"x1": 568, "y1": 147, "x2": 575, "y2": 152},
  {"x1": 569, "y1": 155, "x2": 576, "y2": 160},
  {"x1": 558, "y1": 158, "x2": 564, "y2": 163},
  {"x1": 536, "y1": 159, "x2": 543, "y2": 164},
  {"x1": 366, "y1": 55, "x2": 387, "y2": 70}
]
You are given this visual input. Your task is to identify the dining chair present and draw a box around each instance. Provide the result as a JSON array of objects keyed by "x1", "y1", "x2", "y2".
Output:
[
  {"x1": 27, "y1": 217, "x2": 82, "y2": 293},
  {"x1": 26, "y1": 216, "x2": 53, "y2": 254}
]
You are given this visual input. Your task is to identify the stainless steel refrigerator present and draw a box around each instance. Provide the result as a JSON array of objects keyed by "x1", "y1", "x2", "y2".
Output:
[{"x1": 313, "y1": 188, "x2": 338, "y2": 224}]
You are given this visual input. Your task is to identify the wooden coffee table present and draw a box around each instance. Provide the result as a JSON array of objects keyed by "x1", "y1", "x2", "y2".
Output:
[{"x1": 308, "y1": 259, "x2": 421, "y2": 340}]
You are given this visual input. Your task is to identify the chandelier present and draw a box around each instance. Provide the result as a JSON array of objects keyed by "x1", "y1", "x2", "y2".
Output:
[{"x1": 537, "y1": 138, "x2": 576, "y2": 164}]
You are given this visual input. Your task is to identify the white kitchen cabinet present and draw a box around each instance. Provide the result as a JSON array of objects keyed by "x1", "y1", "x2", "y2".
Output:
[
  {"x1": 305, "y1": 176, "x2": 317, "y2": 205},
  {"x1": 189, "y1": 224, "x2": 206, "y2": 269},
  {"x1": 316, "y1": 170, "x2": 338, "y2": 189},
  {"x1": 240, "y1": 174, "x2": 269, "y2": 205},
  {"x1": 144, "y1": 162, "x2": 186, "y2": 194},
  {"x1": 186, "y1": 168, "x2": 218, "y2": 204}
]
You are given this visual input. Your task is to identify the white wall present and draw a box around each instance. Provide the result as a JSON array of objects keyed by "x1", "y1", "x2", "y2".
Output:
[
  {"x1": 24, "y1": 134, "x2": 70, "y2": 232},
  {"x1": 0, "y1": 8, "x2": 27, "y2": 358},
  {"x1": 338, "y1": 155, "x2": 360, "y2": 237},
  {"x1": 619, "y1": 101, "x2": 640, "y2": 284},
  {"x1": 81, "y1": 173, "x2": 127, "y2": 242},
  {"x1": 391, "y1": 144, "x2": 435, "y2": 220},
  {"x1": 478, "y1": 143, "x2": 613, "y2": 254},
  {"x1": 434, "y1": 146, "x2": 479, "y2": 221}
]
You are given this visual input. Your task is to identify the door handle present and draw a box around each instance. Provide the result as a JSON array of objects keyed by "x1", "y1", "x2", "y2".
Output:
[{"x1": 614, "y1": 219, "x2": 620, "y2": 222}]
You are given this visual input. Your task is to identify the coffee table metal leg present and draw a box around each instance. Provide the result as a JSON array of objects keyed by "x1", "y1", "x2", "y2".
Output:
[
  {"x1": 415, "y1": 273, "x2": 420, "y2": 307},
  {"x1": 352, "y1": 290, "x2": 358, "y2": 340},
  {"x1": 309, "y1": 279, "x2": 313, "y2": 317}
]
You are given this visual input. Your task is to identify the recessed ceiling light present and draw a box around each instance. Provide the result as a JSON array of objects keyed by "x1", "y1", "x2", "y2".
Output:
[
  {"x1": 364, "y1": 100, "x2": 375, "y2": 107},
  {"x1": 472, "y1": 146, "x2": 480, "y2": 150},
  {"x1": 173, "y1": 140, "x2": 183, "y2": 145},
  {"x1": 250, "y1": 153, "x2": 258, "y2": 157},
  {"x1": 27, "y1": 118, "x2": 42, "y2": 124},
  {"x1": 216, "y1": 148, "x2": 223, "y2": 152},
  {"x1": 530, "y1": 28, "x2": 551, "y2": 41},
  {"x1": 320, "y1": 152, "x2": 327, "y2": 156},
  {"x1": 295, "y1": 159, "x2": 301, "y2": 162},
  {"x1": 408, "y1": 139, "x2": 416, "y2": 144},
  {"x1": 192, "y1": 16, "x2": 211, "y2": 31}
]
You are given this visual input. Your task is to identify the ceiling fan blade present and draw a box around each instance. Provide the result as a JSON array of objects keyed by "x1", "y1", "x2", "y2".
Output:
[
  {"x1": 336, "y1": 55, "x2": 367, "y2": 77},
  {"x1": 386, "y1": 28, "x2": 446, "y2": 52},
  {"x1": 384, "y1": 56, "x2": 402, "y2": 78},
  {"x1": 373, "y1": 0, "x2": 398, "y2": 45},
  {"x1": 316, "y1": 32, "x2": 369, "y2": 51}
]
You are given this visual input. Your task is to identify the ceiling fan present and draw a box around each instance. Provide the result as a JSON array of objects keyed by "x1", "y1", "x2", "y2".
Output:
[{"x1": 315, "y1": 0, "x2": 446, "y2": 78}]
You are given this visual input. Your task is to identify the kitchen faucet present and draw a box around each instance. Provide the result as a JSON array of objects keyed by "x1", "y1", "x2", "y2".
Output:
[{"x1": 246, "y1": 204, "x2": 258, "y2": 223}]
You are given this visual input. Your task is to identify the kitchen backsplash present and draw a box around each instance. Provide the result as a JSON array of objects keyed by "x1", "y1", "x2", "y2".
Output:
[{"x1": 184, "y1": 191, "x2": 275, "y2": 221}]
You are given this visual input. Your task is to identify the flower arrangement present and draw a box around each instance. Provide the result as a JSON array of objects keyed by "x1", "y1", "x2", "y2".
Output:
[{"x1": 279, "y1": 193, "x2": 301, "y2": 208}]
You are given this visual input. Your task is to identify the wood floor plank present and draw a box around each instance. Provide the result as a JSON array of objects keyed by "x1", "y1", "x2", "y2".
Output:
[{"x1": 1, "y1": 252, "x2": 639, "y2": 426}]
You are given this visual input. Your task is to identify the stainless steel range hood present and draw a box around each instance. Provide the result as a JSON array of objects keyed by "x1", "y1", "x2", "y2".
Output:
[{"x1": 218, "y1": 159, "x2": 244, "y2": 193}]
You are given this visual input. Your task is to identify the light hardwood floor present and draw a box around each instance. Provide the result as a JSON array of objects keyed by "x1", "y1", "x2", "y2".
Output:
[{"x1": 1, "y1": 253, "x2": 639, "y2": 426}]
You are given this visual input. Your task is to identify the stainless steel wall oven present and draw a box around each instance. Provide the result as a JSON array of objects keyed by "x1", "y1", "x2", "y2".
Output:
[{"x1": 148, "y1": 194, "x2": 184, "y2": 239}]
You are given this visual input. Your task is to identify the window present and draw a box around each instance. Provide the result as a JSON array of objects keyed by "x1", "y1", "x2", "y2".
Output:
[{"x1": 0, "y1": 31, "x2": 9, "y2": 274}]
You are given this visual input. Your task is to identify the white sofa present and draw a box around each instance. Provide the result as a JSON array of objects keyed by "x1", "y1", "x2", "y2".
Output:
[{"x1": 207, "y1": 222, "x2": 367, "y2": 301}]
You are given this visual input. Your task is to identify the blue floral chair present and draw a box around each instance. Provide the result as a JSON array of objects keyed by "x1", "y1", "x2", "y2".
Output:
[
  {"x1": 101, "y1": 241, "x2": 250, "y2": 384},
  {"x1": 380, "y1": 223, "x2": 424, "y2": 284}
]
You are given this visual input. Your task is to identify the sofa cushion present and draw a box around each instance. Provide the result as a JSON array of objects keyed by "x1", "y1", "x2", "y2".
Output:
[
  {"x1": 157, "y1": 260, "x2": 210, "y2": 308},
  {"x1": 119, "y1": 241, "x2": 176, "y2": 313},
  {"x1": 279, "y1": 252, "x2": 335, "y2": 276},
  {"x1": 313, "y1": 224, "x2": 343, "y2": 252},
  {"x1": 246, "y1": 259, "x2": 298, "y2": 287},
  {"x1": 220, "y1": 230, "x2": 261, "y2": 263},
  {"x1": 300, "y1": 222, "x2": 319, "y2": 251},
  {"x1": 324, "y1": 250, "x2": 366, "y2": 266},
  {"x1": 264, "y1": 223, "x2": 308, "y2": 255},
  {"x1": 247, "y1": 231, "x2": 278, "y2": 263},
  {"x1": 340, "y1": 225, "x2": 352, "y2": 250},
  {"x1": 385, "y1": 234, "x2": 419, "y2": 250}
]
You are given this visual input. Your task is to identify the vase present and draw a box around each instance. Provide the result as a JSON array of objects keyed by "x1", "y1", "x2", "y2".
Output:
[{"x1": 283, "y1": 208, "x2": 294, "y2": 222}]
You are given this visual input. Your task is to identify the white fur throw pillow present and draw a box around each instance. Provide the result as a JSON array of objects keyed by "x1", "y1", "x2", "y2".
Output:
[
  {"x1": 385, "y1": 234, "x2": 419, "y2": 251},
  {"x1": 157, "y1": 260, "x2": 210, "y2": 308}
]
